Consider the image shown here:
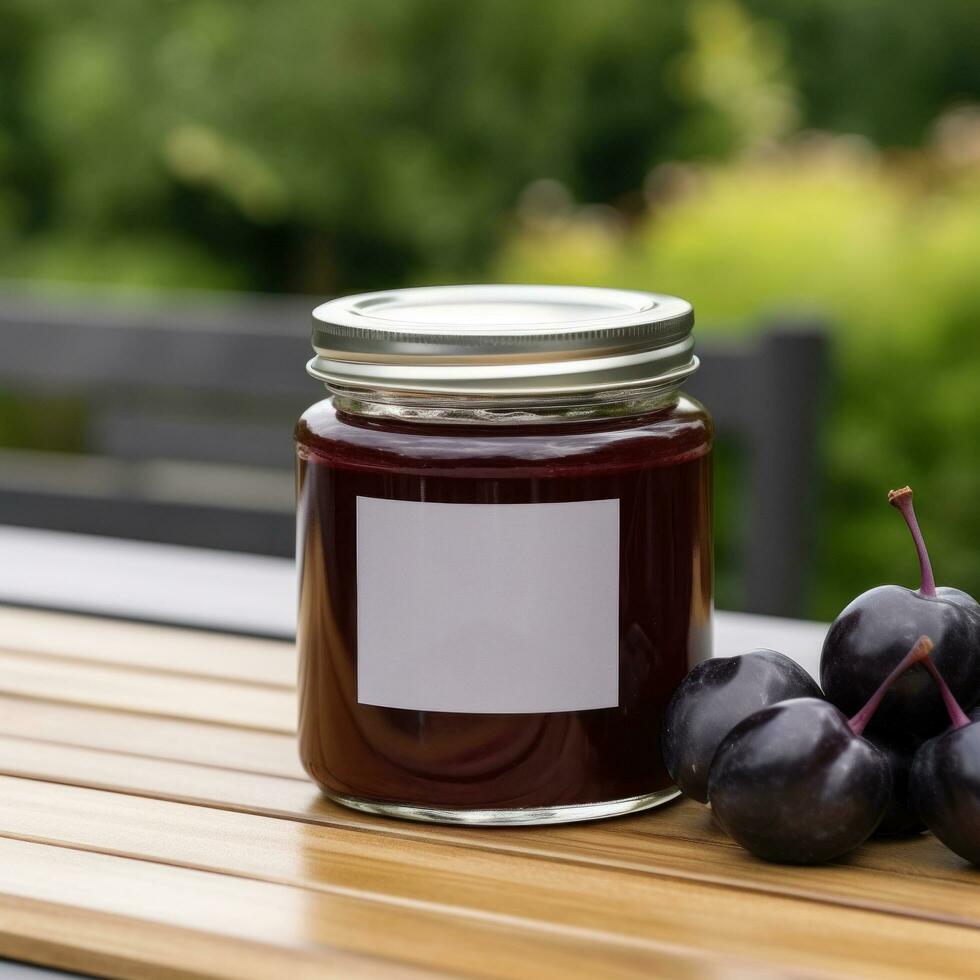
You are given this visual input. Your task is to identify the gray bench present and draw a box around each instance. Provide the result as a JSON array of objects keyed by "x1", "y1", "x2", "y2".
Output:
[{"x1": 0, "y1": 287, "x2": 827, "y2": 616}]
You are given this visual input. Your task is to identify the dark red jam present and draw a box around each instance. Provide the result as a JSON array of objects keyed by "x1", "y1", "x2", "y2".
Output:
[{"x1": 296, "y1": 394, "x2": 713, "y2": 813}]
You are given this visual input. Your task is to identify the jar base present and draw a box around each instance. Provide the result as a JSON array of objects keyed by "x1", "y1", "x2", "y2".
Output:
[{"x1": 325, "y1": 787, "x2": 681, "y2": 826}]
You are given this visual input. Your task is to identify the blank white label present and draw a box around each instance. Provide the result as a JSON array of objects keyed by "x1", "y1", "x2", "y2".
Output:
[{"x1": 356, "y1": 496, "x2": 620, "y2": 714}]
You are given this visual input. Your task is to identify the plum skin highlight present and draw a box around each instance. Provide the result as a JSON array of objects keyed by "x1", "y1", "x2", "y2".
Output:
[
  {"x1": 910, "y1": 656, "x2": 980, "y2": 865},
  {"x1": 708, "y1": 637, "x2": 933, "y2": 864},
  {"x1": 661, "y1": 649, "x2": 821, "y2": 804},
  {"x1": 820, "y1": 487, "x2": 980, "y2": 737}
]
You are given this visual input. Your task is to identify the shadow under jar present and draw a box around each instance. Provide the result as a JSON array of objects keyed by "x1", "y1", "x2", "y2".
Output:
[{"x1": 296, "y1": 285, "x2": 713, "y2": 825}]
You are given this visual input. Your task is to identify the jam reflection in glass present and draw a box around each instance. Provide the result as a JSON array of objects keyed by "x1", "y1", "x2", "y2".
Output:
[{"x1": 296, "y1": 395, "x2": 713, "y2": 812}]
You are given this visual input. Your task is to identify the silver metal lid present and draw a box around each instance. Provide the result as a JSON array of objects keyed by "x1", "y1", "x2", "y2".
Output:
[{"x1": 308, "y1": 284, "x2": 696, "y2": 397}]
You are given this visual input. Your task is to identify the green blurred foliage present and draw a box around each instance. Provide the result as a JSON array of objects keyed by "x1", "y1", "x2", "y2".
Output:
[
  {"x1": 1, "y1": 0, "x2": 979, "y2": 291},
  {"x1": 0, "y1": 0, "x2": 693, "y2": 290},
  {"x1": 496, "y1": 137, "x2": 980, "y2": 617},
  {"x1": 0, "y1": 0, "x2": 977, "y2": 617}
]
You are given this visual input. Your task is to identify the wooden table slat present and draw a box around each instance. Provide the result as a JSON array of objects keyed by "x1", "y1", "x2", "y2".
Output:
[
  {"x1": 0, "y1": 693, "x2": 306, "y2": 779},
  {"x1": 0, "y1": 733, "x2": 977, "y2": 930},
  {"x1": 0, "y1": 694, "x2": 976, "y2": 895},
  {"x1": 1, "y1": 836, "x2": 710, "y2": 980},
  {"x1": 0, "y1": 604, "x2": 974, "y2": 979},
  {"x1": 0, "y1": 779, "x2": 978, "y2": 980},
  {"x1": 0, "y1": 606, "x2": 295, "y2": 686},
  {"x1": 0, "y1": 649, "x2": 295, "y2": 732}
]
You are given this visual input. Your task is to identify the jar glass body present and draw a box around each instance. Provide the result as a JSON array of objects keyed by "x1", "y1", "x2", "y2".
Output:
[{"x1": 295, "y1": 390, "x2": 713, "y2": 825}]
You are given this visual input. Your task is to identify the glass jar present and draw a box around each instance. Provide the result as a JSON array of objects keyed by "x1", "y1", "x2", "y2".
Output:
[{"x1": 296, "y1": 285, "x2": 713, "y2": 825}]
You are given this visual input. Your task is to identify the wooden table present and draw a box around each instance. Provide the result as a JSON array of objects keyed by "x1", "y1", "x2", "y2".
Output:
[{"x1": 0, "y1": 605, "x2": 977, "y2": 979}]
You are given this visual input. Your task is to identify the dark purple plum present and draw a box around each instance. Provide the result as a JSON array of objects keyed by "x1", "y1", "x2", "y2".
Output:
[
  {"x1": 709, "y1": 637, "x2": 933, "y2": 864},
  {"x1": 662, "y1": 649, "x2": 821, "y2": 803},
  {"x1": 820, "y1": 487, "x2": 980, "y2": 737},
  {"x1": 910, "y1": 656, "x2": 980, "y2": 865},
  {"x1": 866, "y1": 731, "x2": 926, "y2": 836}
]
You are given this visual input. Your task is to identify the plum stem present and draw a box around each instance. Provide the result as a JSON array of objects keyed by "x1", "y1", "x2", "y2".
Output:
[
  {"x1": 848, "y1": 635, "x2": 934, "y2": 736},
  {"x1": 888, "y1": 486, "x2": 937, "y2": 597},
  {"x1": 920, "y1": 655, "x2": 972, "y2": 730}
]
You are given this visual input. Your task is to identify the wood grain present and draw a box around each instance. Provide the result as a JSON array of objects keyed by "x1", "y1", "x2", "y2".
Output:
[
  {"x1": 0, "y1": 777, "x2": 977, "y2": 980},
  {"x1": 1, "y1": 605, "x2": 977, "y2": 979},
  {"x1": 0, "y1": 693, "x2": 306, "y2": 778},
  {"x1": 0, "y1": 649, "x2": 294, "y2": 731},
  {"x1": 0, "y1": 605, "x2": 295, "y2": 685},
  {"x1": 0, "y1": 836, "x2": 720, "y2": 980},
  {"x1": 9, "y1": 693, "x2": 958, "y2": 908},
  {"x1": 0, "y1": 733, "x2": 977, "y2": 931}
]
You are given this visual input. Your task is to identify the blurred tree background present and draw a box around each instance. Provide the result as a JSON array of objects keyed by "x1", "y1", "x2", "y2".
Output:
[{"x1": 0, "y1": 0, "x2": 977, "y2": 617}]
